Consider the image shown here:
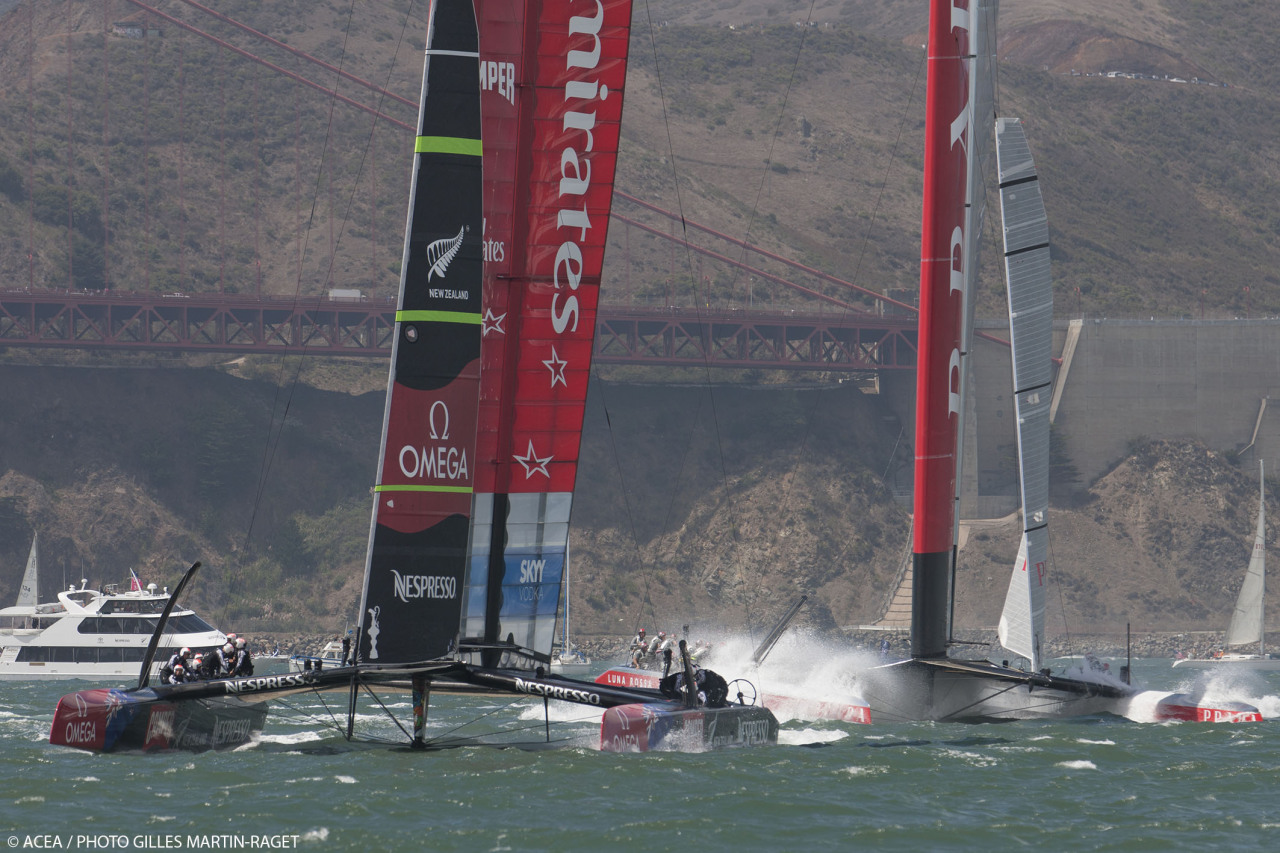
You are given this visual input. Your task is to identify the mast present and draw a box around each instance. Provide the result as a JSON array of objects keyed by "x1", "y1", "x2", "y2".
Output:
[
  {"x1": 949, "y1": 0, "x2": 997, "y2": 642},
  {"x1": 911, "y1": 0, "x2": 971, "y2": 659},
  {"x1": 563, "y1": 543, "x2": 571, "y2": 653}
]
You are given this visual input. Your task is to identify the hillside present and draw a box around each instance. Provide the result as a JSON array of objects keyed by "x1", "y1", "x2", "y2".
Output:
[
  {"x1": 1, "y1": 1, "x2": 1278, "y2": 647},
  {"x1": 611, "y1": 0, "x2": 1280, "y2": 319},
  {"x1": 1, "y1": 2, "x2": 1279, "y2": 316},
  {"x1": 0, "y1": 361, "x2": 1270, "y2": 647},
  {"x1": 955, "y1": 439, "x2": 1274, "y2": 637}
]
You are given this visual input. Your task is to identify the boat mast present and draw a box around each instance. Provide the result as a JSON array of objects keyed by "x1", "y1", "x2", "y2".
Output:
[
  {"x1": 911, "y1": 0, "x2": 971, "y2": 659},
  {"x1": 563, "y1": 543, "x2": 571, "y2": 654}
]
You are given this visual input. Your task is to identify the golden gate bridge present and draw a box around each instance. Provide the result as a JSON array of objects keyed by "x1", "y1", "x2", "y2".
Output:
[{"x1": 0, "y1": 0, "x2": 920, "y2": 372}]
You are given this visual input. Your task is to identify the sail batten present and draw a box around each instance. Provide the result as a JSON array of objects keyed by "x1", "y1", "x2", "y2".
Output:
[{"x1": 995, "y1": 117, "x2": 1051, "y2": 670}]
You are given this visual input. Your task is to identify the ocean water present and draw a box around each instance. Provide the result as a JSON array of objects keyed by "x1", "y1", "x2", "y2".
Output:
[{"x1": 4, "y1": 659, "x2": 1279, "y2": 852}]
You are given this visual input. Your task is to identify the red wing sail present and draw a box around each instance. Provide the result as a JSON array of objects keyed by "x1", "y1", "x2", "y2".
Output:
[
  {"x1": 465, "y1": 0, "x2": 633, "y2": 667},
  {"x1": 355, "y1": 0, "x2": 484, "y2": 665},
  {"x1": 911, "y1": 0, "x2": 970, "y2": 658}
]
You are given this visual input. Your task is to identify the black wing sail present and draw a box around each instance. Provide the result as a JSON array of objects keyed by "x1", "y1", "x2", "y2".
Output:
[{"x1": 354, "y1": 0, "x2": 484, "y2": 665}]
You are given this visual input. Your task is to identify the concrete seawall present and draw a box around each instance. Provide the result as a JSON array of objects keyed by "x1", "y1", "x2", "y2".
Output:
[
  {"x1": 885, "y1": 318, "x2": 1280, "y2": 512},
  {"x1": 1052, "y1": 318, "x2": 1280, "y2": 486}
]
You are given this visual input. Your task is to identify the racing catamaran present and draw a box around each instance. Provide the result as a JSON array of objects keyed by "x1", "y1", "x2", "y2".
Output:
[
  {"x1": 50, "y1": 0, "x2": 776, "y2": 753},
  {"x1": 856, "y1": 0, "x2": 1260, "y2": 723}
]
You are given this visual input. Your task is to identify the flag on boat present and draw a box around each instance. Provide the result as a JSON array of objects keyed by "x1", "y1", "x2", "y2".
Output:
[{"x1": 130, "y1": 569, "x2": 143, "y2": 591}]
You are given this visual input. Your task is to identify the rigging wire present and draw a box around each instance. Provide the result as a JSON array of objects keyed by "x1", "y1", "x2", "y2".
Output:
[
  {"x1": 608, "y1": 1, "x2": 928, "y2": 657},
  {"x1": 235, "y1": 1, "x2": 419, "y2": 608},
  {"x1": 599, "y1": 0, "x2": 711, "y2": 638},
  {"x1": 604, "y1": 1, "x2": 835, "y2": 644}
]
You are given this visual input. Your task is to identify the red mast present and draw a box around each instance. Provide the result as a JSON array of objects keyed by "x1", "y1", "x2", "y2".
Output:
[{"x1": 911, "y1": 0, "x2": 970, "y2": 659}]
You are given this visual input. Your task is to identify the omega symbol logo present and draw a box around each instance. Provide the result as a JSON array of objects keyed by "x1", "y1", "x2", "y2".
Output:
[{"x1": 429, "y1": 401, "x2": 450, "y2": 440}]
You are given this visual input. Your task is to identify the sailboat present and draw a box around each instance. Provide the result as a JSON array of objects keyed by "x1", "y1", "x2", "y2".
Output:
[
  {"x1": 855, "y1": 0, "x2": 1260, "y2": 723},
  {"x1": 15, "y1": 532, "x2": 37, "y2": 609},
  {"x1": 550, "y1": 545, "x2": 592, "y2": 674},
  {"x1": 49, "y1": 0, "x2": 777, "y2": 753},
  {"x1": 1173, "y1": 461, "x2": 1279, "y2": 669}
]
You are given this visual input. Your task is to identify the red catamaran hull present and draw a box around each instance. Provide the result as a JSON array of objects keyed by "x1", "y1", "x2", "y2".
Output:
[
  {"x1": 50, "y1": 687, "x2": 269, "y2": 753},
  {"x1": 600, "y1": 703, "x2": 778, "y2": 752},
  {"x1": 596, "y1": 668, "x2": 871, "y2": 725}
]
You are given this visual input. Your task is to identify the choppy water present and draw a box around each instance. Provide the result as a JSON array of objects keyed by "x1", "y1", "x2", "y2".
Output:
[{"x1": 4, "y1": 659, "x2": 1280, "y2": 852}]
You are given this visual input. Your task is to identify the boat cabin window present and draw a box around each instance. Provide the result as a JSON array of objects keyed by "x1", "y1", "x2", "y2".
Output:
[
  {"x1": 74, "y1": 614, "x2": 217, "y2": 635},
  {"x1": 16, "y1": 646, "x2": 160, "y2": 663},
  {"x1": 99, "y1": 598, "x2": 169, "y2": 615}
]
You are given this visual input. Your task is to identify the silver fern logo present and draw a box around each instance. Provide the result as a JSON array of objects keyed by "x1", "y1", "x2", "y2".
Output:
[{"x1": 426, "y1": 226, "x2": 465, "y2": 281}]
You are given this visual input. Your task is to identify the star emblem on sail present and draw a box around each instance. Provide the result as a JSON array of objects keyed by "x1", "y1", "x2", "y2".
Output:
[
  {"x1": 482, "y1": 309, "x2": 506, "y2": 337},
  {"x1": 513, "y1": 440, "x2": 553, "y2": 479},
  {"x1": 425, "y1": 226, "x2": 465, "y2": 281},
  {"x1": 543, "y1": 346, "x2": 569, "y2": 388}
]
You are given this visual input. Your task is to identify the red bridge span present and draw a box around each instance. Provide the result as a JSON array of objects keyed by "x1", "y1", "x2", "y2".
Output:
[
  {"x1": 0, "y1": 290, "x2": 918, "y2": 373},
  {"x1": 2, "y1": 1, "x2": 921, "y2": 373}
]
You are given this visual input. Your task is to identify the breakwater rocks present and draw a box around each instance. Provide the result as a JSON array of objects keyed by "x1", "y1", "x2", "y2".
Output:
[
  {"x1": 246, "y1": 629, "x2": 1238, "y2": 668},
  {"x1": 844, "y1": 629, "x2": 1236, "y2": 662}
]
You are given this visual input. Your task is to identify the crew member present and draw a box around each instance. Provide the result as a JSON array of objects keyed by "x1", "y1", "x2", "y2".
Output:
[
  {"x1": 218, "y1": 642, "x2": 235, "y2": 675},
  {"x1": 630, "y1": 628, "x2": 648, "y2": 669},
  {"x1": 159, "y1": 647, "x2": 191, "y2": 683},
  {"x1": 231, "y1": 637, "x2": 254, "y2": 677},
  {"x1": 196, "y1": 651, "x2": 220, "y2": 680},
  {"x1": 659, "y1": 666, "x2": 730, "y2": 708}
]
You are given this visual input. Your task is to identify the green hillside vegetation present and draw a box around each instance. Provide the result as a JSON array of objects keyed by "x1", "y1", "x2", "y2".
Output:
[{"x1": 0, "y1": 362, "x2": 384, "y2": 630}]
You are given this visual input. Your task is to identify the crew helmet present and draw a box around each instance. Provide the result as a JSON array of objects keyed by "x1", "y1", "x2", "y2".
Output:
[{"x1": 180, "y1": 647, "x2": 191, "y2": 657}]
